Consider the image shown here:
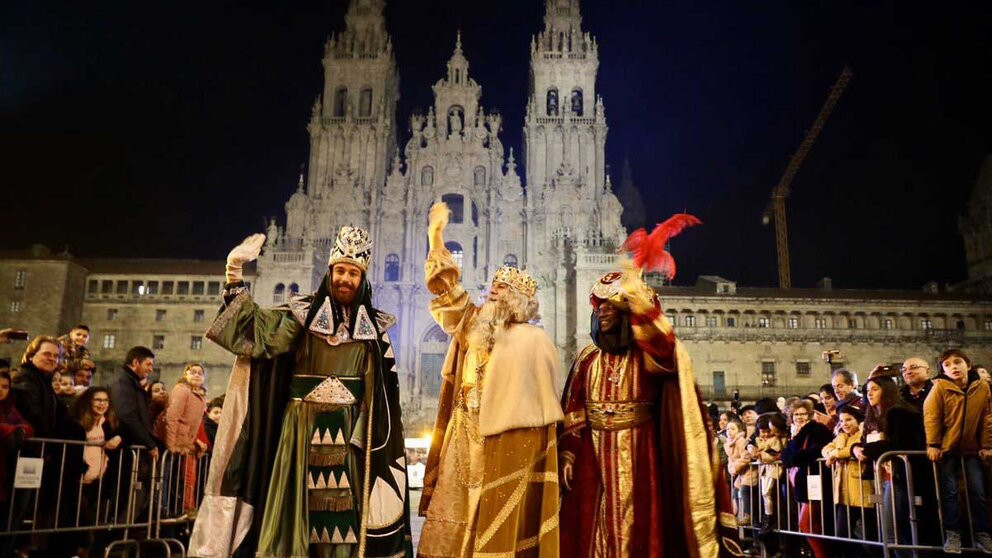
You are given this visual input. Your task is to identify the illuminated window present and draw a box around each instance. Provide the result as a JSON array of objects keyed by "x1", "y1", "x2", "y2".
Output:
[
  {"x1": 9, "y1": 301, "x2": 21, "y2": 313},
  {"x1": 788, "y1": 317, "x2": 799, "y2": 329},
  {"x1": 761, "y1": 362, "x2": 776, "y2": 387},
  {"x1": 102, "y1": 334, "x2": 116, "y2": 349},
  {"x1": 883, "y1": 319, "x2": 893, "y2": 330},
  {"x1": 814, "y1": 317, "x2": 827, "y2": 329},
  {"x1": 684, "y1": 315, "x2": 696, "y2": 327},
  {"x1": 274, "y1": 283, "x2": 286, "y2": 304},
  {"x1": 920, "y1": 319, "x2": 933, "y2": 330},
  {"x1": 152, "y1": 335, "x2": 165, "y2": 350},
  {"x1": 706, "y1": 316, "x2": 718, "y2": 327},
  {"x1": 13, "y1": 270, "x2": 26, "y2": 289},
  {"x1": 757, "y1": 316, "x2": 770, "y2": 328},
  {"x1": 190, "y1": 336, "x2": 203, "y2": 350}
]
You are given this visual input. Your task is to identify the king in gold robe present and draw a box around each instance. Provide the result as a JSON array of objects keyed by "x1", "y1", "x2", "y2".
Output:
[
  {"x1": 417, "y1": 202, "x2": 563, "y2": 558},
  {"x1": 559, "y1": 271, "x2": 742, "y2": 558}
]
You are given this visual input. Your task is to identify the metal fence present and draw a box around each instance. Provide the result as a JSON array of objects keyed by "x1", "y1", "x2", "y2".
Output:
[
  {"x1": 0, "y1": 437, "x2": 210, "y2": 558},
  {"x1": 731, "y1": 450, "x2": 990, "y2": 557}
]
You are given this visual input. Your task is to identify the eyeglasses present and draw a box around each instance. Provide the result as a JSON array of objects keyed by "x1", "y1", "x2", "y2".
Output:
[{"x1": 900, "y1": 365, "x2": 929, "y2": 373}]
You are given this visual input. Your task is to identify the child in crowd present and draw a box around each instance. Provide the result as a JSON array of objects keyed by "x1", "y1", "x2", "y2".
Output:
[
  {"x1": 924, "y1": 348, "x2": 992, "y2": 554},
  {"x1": 751, "y1": 413, "x2": 787, "y2": 529},
  {"x1": 823, "y1": 407, "x2": 875, "y2": 555},
  {"x1": 726, "y1": 416, "x2": 756, "y2": 525}
]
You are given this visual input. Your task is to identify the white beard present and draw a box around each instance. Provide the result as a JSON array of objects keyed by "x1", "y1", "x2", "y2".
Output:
[{"x1": 466, "y1": 298, "x2": 512, "y2": 353}]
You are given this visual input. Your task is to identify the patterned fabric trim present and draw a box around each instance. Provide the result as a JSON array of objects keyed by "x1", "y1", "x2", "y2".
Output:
[
  {"x1": 375, "y1": 311, "x2": 397, "y2": 331},
  {"x1": 309, "y1": 447, "x2": 347, "y2": 467},
  {"x1": 308, "y1": 493, "x2": 355, "y2": 512},
  {"x1": 205, "y1": 289, "x2": 251, "y2": 349}
]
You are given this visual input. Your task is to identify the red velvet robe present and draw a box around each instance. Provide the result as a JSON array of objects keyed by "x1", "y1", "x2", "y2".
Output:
[{"x1": 559, "y1": 308, "x2": 742, "y2": 558}]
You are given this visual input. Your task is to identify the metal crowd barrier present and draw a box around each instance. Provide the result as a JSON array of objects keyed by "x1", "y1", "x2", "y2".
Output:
[
  {"x1": 729, "y1": 449, "x2": 990, "y2": 558},
  {"x1": 0, "y1": 437, "x2": 210, "y2": 558}
]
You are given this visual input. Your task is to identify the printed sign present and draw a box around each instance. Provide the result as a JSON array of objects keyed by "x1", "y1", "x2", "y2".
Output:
[
  {"x1": 806, "y1": 474, "x2": 822, "y2": 501},
  {"x1": 13, "y1": 457, "x2": 43, "y2": 489}
]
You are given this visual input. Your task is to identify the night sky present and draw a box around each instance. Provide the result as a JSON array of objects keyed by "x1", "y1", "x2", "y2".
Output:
[{"x1": 2, "y1": 0, "x2": 989, "y2": 290}]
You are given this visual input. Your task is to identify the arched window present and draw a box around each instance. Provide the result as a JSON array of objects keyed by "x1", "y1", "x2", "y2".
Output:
[
  {"x1": 420, "y1": 325, "x2": 450, "y2": 397},
  {"x1": 503, "y1": 254, "x2": 518, "y2": 267},
  {"x1": 421, "y1": 166, "x2": 434, "y2": 186},
  {"x1": 471, "y1": 201, "x2": 478, "y2": 226},
  {"x1": 474, "y1": 166, "x2": 486, "y2": 186},
  {"x1": 441, "y1": 193, "x2": 464, "y2": 223},
  {"x1": 359, "y1": 87, "x2": 372, "y2": 117},
  {"x1": 289, "y1": 283, "x2": 299, "y2": 295},
  {"x1": 333, "y1": 87, "x2": 348, "y2": 117},
  {"x1": 546, "y1": 89, "x2": 559, "y2": 116},
  {"x1": 571, "y1": 88, "x2": 583, "y2": 116},
  {"x1": 273, "y1": 283, "x2": 286, "y2": 304},
  {"x1": 385, "y1": 254, "x2": 400, "y2": 282},
  {"x1": 445, "y1": 242, "x2": 464, "y2": 268}
]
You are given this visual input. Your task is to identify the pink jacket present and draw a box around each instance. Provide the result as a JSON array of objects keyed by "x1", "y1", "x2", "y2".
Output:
[{"x1": 164, "y1": 382, "x2": 206, "y2": 453}]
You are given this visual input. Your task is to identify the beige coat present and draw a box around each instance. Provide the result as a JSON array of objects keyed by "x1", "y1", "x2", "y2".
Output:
[
  {"x1": 726, "y1": 433, "x2": 757, "y2": 487},
  {"x1": 164, "y1": 381, "x2": 206, "y2": 453},
  {"x1": 822, "y1": 429, "x2": 873, "y2": 507},
  {"x1": 923, "y1": 375, "x2": 992, "y2": 454}
]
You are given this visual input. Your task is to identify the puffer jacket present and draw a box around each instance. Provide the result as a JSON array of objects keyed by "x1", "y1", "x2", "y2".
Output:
[
  {"x1": 164, "y1": 382, "x2": 207, "y2": 453},
  {"x1": 923, "y1": 371, "x2": 992, "y2": 454},
  {"x1": 726, "y1": 433, "x2": 757, "y2": 487},
  {"x1": 822, "y1": 429, "x2": 873, "y2": 507}
]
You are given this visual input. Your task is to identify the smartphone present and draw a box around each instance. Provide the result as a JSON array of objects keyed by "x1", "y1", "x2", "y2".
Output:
[{"x1": 6, "y1": 330, "x2": 28, "y2": 340}]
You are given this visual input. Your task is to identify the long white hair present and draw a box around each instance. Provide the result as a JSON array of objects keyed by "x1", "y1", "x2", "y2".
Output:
[{"x1": 466, "y1": 289, "x2": 539, "y2": 352}]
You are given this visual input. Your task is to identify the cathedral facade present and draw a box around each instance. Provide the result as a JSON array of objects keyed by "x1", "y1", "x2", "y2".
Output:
[{"x1": 252, "y1": 0, "x2": 625, "y2": 427}]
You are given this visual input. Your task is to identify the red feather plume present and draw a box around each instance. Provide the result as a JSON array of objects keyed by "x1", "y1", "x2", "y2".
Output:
[{"x1": 621, "y1": 213, "x2": 702, "y2": 280}]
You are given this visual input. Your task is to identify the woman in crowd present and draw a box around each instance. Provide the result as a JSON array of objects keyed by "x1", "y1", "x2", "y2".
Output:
[
  {"x1": 165, "y1": 364, "x2": 207, "y2": 455},
  {"x1": 752, "y1": 412, "x2": 787, "y2": 529},
  {"x1": 165, "y1": 364, "x2": 207, "y2": 513},
  {"x1": 0, "y1": 370, "x2": 33, "y2": 511},
  {"x1": 816, "y1": 383, "x2": 838, "y2": 431},
  {"x1": 823, "y1": 407, "x2": 875, "y2": 556},
  {"x1": 69, "y1": 387, "x2": 122, "y2": 485},
  {"x1": 851, "y1": 376, "x2": 925, "y2": 557},
  {"x1": 782, "y1": 398, "x2": 833, "y2": 558},
  {"x1": 147, "y1": 380, "x2": 169, "y2": 446}
]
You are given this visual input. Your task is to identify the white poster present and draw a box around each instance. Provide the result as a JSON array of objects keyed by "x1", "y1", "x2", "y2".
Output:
[{"x1": 13, "y1": 457, "x2": 43, "y2": 489}]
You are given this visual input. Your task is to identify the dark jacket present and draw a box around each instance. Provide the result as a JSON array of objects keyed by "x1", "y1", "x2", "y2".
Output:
[
  {"x1": 900, "y1": 380, "x2": 934, "y2": 414},
  {"x1": 109, "y1": 366, "x2": 156, "y2": 449},
  {"x1": 782, "y1": 420, "x2": 833, "y2": 502},
  {"x1": 12, "y1": 363, "x2": 70, "y2": 438},
  {"x1": 835, "y1": 392, "x2": 866, "y2": 417},
  {"x1": 855, "y1": 405, "x2": 925, "y2": 482}
]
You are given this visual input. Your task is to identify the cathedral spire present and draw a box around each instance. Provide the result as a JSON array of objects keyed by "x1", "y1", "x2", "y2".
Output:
[
  {"x1": 543, "y1": 0, "x2": 583, "y2": 34},
  {"x1": 446, "y1": 31, "x2": 470, "y2": 84}
]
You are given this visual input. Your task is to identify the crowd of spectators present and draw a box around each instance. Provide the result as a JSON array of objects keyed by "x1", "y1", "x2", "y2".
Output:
[
  {"x1": 0, "y1": 326, "x2": 222, "y2": 557},
  {"x1": 717, "y1": 349, "x2": 992, "y2": 556}
]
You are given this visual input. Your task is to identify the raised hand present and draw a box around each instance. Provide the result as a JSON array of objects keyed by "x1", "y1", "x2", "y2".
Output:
[{"x1": 226, "y1": 233, "x2": 266, "y2": 283}]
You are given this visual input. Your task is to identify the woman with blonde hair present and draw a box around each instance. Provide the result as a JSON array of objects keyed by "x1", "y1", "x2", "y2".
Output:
[
  {"x1": 163, "y1": 363, "x2": 208, "y2": 514},
  {"x1": 165, "y1": 364, "x2": 207, "y2": 454}
]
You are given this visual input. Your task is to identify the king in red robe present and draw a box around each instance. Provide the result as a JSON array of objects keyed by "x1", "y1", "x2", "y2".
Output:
[{"x1": 559, "y1": 270, "x2": 742, "y2": 558}]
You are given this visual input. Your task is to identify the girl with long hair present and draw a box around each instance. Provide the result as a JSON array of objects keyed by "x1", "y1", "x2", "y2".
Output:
[
  {"x1": 851, "y1": 376, "x2": 926, "y2": 556},
  {"x1": 70, "y1": 387, "x2": 122, "y2": 484}
]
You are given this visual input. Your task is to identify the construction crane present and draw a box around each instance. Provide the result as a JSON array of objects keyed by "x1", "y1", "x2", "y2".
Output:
[{"x1": 762, "y1": 66, "x2": 852, "y2": 288}]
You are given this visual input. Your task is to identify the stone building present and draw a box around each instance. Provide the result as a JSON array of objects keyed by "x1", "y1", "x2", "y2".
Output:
[
  {"x1": 960, "y1": 154, "x2": 992, "y2": 293},
  {"x1": 0, "y1": 246, "x2": 250, "y2": 396},
  {"x1": 255, "y1": 0, "x2": 624, "y2": 428},
  {"x1": 652, "y1": 273, "x2": 992, "y2": 402}
]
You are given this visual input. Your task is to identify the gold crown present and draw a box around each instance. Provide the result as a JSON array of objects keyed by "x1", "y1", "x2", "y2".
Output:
[
  {"x1": 328, "y1": 226, "x2": 372, "y2": 271},
  {"x1": 589, "y1": 271, "x2": 624, "y2": 303},
  {"x1": 492, "y1": 266, "x2": 538, "y2": 298}
]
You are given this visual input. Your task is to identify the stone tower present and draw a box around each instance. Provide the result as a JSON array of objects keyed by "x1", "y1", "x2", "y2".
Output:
[
  {"x1": 960, "y1": 155, "x2": 992, "y2": 293},
  {"x1": 254, "y1": 0, "x2": 399, "y2": 306},
  {"x1": 523, "y1": 0, "x2": 625, "y2": 363}
]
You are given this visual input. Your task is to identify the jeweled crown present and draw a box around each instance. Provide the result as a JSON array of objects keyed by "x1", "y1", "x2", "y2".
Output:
[
  {"x1": 328, "y1": 226, "x2": 372, "y2": 271},
  {"x1": 491, "y1": 266, "x2": 538, "y2": 298}
]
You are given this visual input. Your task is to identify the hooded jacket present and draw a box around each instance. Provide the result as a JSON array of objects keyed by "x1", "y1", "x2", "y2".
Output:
[{"x1": 923, "y1": 370, "x2": 992, "y2": 454}]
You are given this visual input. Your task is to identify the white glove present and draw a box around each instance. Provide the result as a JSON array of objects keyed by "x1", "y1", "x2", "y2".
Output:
[{"x1": 226, "y1": 233, "x2": 266, "y2": 283}]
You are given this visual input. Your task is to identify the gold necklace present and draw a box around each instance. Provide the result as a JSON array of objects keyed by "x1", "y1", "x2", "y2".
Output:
[{"x1": 606, "y1": 353, "x2": 630, "y2": 385}]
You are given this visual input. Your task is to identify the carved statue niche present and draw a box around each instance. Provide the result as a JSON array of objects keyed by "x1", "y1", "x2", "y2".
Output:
[{"x1": 447, "y1": 106, "x2": 464, "y2": 137}]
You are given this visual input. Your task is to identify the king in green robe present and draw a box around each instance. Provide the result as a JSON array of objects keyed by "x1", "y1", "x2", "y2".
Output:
[{"x1": 189, "y1": 227, "x2": 412, "y2": 558}]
